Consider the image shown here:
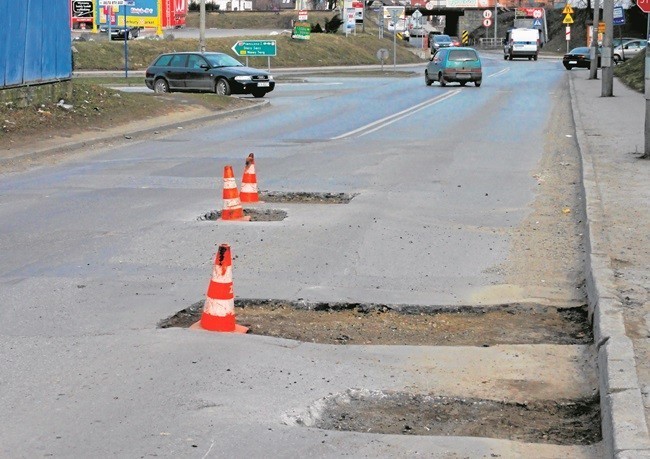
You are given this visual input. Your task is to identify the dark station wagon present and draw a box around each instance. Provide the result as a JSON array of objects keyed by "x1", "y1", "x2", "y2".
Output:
[{"x1": 145, "y1": 52, "x2": 275, "y2": 98}]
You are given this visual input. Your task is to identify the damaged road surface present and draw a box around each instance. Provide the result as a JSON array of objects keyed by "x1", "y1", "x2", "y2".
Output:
[{"x1": 0, "y1": 62, "x2": 603, "y2": 457}]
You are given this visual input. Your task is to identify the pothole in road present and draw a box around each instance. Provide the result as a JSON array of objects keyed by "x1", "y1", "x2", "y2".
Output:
[
  {"x1": 198, "y1": 209, "x2": 287, "y2": 222},
  {"x1": 198, "y1": 192, "x2": 356, "y2": 221},
  {"x1": 158, "y1": 300, "x2": 592, "y2": 346},
  {"x1": 259, "y1": 191, "x2": 356, "y2": 204},
  {"x1": 288, "y1": 389, "x2": 601, "y2": 445}
]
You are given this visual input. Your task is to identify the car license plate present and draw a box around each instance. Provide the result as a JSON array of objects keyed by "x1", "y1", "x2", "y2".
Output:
[
  {"x1": 456, "y1": 73, "x2": 470, "y2": 80},
  {"x1": 569, "y1": 61, "x2": 577, "y2": 64},
  {"x1": 257, "y1": 82, "x2": 270, "y2": 87}
]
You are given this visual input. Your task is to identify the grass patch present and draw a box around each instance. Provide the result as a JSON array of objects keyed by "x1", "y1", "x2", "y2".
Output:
[
  {"x1": 73, "y1": 32, "x2": 425, "y2": 71},
  {"x1": 614, "y1": 52, "x2": 645, "y2": 93},
  {"x1": 0, "y1": 80, "x2": 247, "y2": 146},
  {"x1": 184, "y1": 10, "x2": 335, "y2": 29}
]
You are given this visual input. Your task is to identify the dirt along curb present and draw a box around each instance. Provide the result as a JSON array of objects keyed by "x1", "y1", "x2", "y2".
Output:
[
  {"x1": 568, "y1": 73, "x2": 650, "y2": 458},
  {"x1": 0, "y1": 96, "x2": 268, "y2": 174}
]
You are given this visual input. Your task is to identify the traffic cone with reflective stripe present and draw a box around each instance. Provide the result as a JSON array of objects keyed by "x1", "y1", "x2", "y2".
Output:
[
  {"x1": 240, "y1": 153, "x2": 260, "y2": 203},
  {"x1": 193, "y1": 244, "x2": 248, "y2": 333},
  {"x1": 220, "y1": 165, "x2": 250, "y2": 221}
]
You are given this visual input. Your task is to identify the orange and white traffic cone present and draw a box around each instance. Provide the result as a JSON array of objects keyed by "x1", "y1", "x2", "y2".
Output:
[
  {"x1": 220, "y1": 165, "x2": 250, "y2": 221},
  {"x1": 192, "y1": 244, "x2": 248, "y2": 333},
  {"x1": 240, "y1": 153, "x2": 260, "y2": 203}
]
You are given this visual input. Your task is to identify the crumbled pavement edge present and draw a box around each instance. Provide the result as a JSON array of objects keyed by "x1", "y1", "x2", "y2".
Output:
[{"x1": 569, "y1": 73, "x2": 650, "y2": 458}]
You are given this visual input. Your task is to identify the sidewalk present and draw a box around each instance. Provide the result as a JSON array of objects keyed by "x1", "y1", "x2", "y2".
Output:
[{"x1": 569, "y1": 71, "x2": 650, "y2": 457}]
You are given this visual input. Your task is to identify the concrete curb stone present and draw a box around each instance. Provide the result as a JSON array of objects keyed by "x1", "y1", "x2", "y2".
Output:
[{"x1": 569, "y1": 73, "x2": 650, "y2": 457}]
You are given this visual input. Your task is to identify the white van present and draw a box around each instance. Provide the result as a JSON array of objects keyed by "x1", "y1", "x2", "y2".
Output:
[{"x1": 503, "y1": 28, "x2": 540, "y2": 61}]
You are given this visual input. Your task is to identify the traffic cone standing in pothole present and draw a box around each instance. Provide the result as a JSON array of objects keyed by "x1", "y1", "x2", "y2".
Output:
[
  {"x1": 220, "y1": 165, "x2": 250, "y2": 221},
  {"x1": 240, "y1": 153, "x2": 261, "y2": 203},
  {"x1": 193, "y1": 244, "x2": 248, "y2": 333}
]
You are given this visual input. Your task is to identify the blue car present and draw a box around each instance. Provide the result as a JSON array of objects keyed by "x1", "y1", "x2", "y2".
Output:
[{"x1": 425, "y1": 47, "x2": 482, "y2": 87}]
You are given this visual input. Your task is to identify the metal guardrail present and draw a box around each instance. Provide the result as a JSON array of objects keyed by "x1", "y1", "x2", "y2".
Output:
[{"x1": 478, "y1": 37, "x2": 503, "y2": 49}]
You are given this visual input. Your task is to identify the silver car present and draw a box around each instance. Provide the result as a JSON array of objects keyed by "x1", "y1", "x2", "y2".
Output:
[{"x1": 613, "y1": 39, "x2": 647, "y2": 63}]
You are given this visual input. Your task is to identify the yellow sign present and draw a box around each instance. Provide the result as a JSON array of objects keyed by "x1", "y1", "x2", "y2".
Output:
[
  {"x1": 562, "y1": 4, "x2": 574, "y2": 14},
  {"x1": 563, "y1": 14, "x2": 574, "y2": 24},
  {"x1": 598, "y1": 21, "x2": 605, "y2": 33}
]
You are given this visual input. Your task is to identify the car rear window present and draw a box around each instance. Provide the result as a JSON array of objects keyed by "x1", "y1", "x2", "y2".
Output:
[
  {"x1": 437, "y1": 35, "x2": 451, "y2": 42},
  {"x1": 448, "y1": 49, "x2": 478, "y2": 61},
  {"x1": 154, "y1": 55, "x2": 173, "y2": 66}
]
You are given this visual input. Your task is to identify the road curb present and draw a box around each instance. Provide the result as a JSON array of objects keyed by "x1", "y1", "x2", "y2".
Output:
[
  {"x1": 0, "y1": 98, "x2": 268, "y2": 170},
  {"x1": 568, "y1": 73, "x2": 650, "y2": 457}
]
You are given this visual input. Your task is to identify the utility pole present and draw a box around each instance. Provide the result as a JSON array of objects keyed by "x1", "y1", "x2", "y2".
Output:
[
  {"x1": 199, "y1": 0, "x2": 206, "y2": 53},
  {"x1": 589, "y1": 0, "x2": 600, "y2": 80},
  {"x1": 645, "y1": 17, "x2": 650, "y2": 157},
  {"x1": 601, "y1": 0, "x2": 614, "y2": 96},
  {"x1": 494, "y1": 0, "x2": 497, "y2": 41}
]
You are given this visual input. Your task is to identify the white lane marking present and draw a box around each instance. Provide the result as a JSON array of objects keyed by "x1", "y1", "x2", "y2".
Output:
[
  {"x1": 332, "y1": 90, "x2": 461, "y2": 140},
  {"x1": 488, "y1": 68, "x2": 510, "y2": 78},
  {"x1": 279, "y1": 82, "x2": 343, "y2": 86}
]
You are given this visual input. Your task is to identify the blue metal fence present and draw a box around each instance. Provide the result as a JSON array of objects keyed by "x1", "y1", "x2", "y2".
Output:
[{"x1": 1, "y1": 0, "x2": 72, "y2": 88}]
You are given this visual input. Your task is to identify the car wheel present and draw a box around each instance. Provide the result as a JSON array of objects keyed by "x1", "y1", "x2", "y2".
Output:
[
  {"x1": 153, "y1": 78, "x2": 170, "y2": 94},
  {"x1": 439, "y1": 72, "x2": 446, "y2": 87},
  {"x1": 533, "y1": 55, "x2": 538, "y2": 61},
  {"x1": 460, "y1": 81, "x2": 467, "y2": 86},
  {"x1": 503, "y1": 54, "x2": 508, "y2": 60},
  {"x1": 424, "y1": 71, "x2": 433, "y2": 86},
  {"x1": 613, "y1": 54, "x2": 621, "y2": 63},
  {"x1": 528, "y1": 56, "x2": 532, "y2": 60},
  {"x1": 252, "y1": 90, "x2": 266, "y2": 98},
  {"x1": 475, "y1": 80, "x2": 481, "y2": 87},
  {"x1": 215, "y1": 79, "x2": 231, "y2": 96},
  {"x1": 564, "y1": 64, "x2": 572, "y2": 70}
]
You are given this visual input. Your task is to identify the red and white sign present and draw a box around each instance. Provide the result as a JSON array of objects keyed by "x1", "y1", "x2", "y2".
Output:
[
  {"x1": 532, "y1": 8, "x2": 543, "y2": 18},
  {"x1": 566, "y1": 26, "x2": 571, "y2": 41},
  {"x1": 298, "y1": 10, "x2": 308, "y2": 20},
  {"x1": 638, "y1": 0, "x2": 650, "y2": 13},
  {"x1": 483, "y1": 9, "x2": 492, "y2": 18},
  {"x1": 483, "y1": 18, "x2": 492, "y2": 27}
]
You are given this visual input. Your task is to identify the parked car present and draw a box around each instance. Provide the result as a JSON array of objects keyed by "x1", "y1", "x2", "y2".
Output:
[
  {"x1": 450, "y1": 35, "x2": 461, "y2": 46},
  {"x1": 612, "y1": 37, "x2": 642, "y2": 48},
  {"x1": 99, "y1": 25, "x2": 140, "y2": 40},
  {"x1": 425, "y1": 47, "x2": 482, "y2": 87},
  {"x1": 563, "y1": 46, "x2": 601, "y2": 70},
  {"x1": 430, "y1": 34, "x2": 454, "y2": 54},
  {"x1": 144, "y1": 52, "x2": 275, "y2": 98},
  {"x1": 613, "y1": 39, "x2": 648, "y2": 63}
]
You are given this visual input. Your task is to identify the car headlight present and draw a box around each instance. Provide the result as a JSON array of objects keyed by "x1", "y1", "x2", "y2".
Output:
[{"x1": 234, "y1": 76, "x2": 252, "y2": 82}]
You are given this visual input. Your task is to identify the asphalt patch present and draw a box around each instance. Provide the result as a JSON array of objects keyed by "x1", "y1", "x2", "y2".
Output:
[
  {"x1": 159, "y1": 300, "x2": 592, "y2": 346},
  {"x1": 288, "y1": 389, "x2": 601, "y2": 445}
]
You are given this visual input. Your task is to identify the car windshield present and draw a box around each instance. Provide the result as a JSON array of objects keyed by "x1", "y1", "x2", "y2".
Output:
[
  {"x1": 570, "y1": 47, "x2": 589, "y2": 54},
  {"x1": 205, "y1": 54, "x2": 244, "y2": 68},
  {"x1": 448, "y1": 49, "x2": 478, "y2": 61},
  {"x1": 436, "y1": 35, "x2": 451, "y2": 43}
]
